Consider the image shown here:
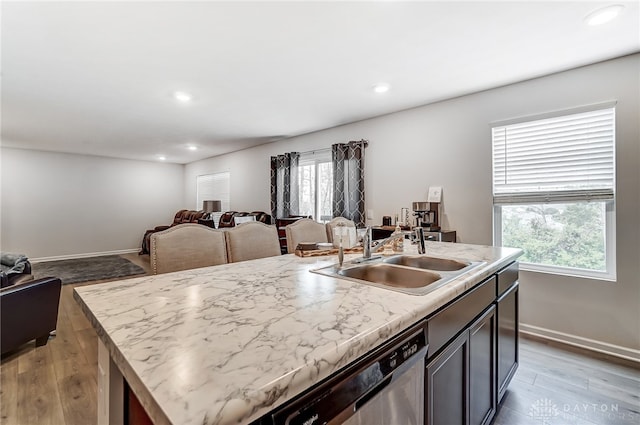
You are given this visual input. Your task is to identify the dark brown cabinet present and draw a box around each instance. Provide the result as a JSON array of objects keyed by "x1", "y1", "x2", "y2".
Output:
[
  {"x1": 497, "y1": 282, "x2": 518, "y2": 402},
  {"x1": 426, "y1": 331, "x2": 468, "y2": 425},
  {"x1": 469, "y1": 306, "x2": 497, "y2": 425},
  {"x1": 371, "y1": 226, "x2": 457, "y2": 242},
  {"x1": 426, "y1": 305, "x2": 496, "y2": 425},
  {"x1": 425, "y1": 261, "x2": 519, "y2": 425}
]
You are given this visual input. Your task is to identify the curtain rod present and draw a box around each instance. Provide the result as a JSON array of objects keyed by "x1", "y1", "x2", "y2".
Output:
[
  {"x1": 299, "y1": 140, "x2": 368, "y2": 156},
  {"x1": 299, "y1": 147, "x2": 330, "y2": 156}
]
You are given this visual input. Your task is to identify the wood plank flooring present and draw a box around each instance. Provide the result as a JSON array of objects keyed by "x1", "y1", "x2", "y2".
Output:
[
  {"x1": 2, "y1": 254, "x2": 638, "y2": 425},
  {"x1": 496, "y1": 338, "x2": 640, "y2": 425}
]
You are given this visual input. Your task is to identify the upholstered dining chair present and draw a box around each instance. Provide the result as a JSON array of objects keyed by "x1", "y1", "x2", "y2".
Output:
[
  {"x1": 224, "y1": 222, "x2": 281, "y2": 263},
  {"x1": 150, "y1": 224, "x2": 228, "y2": 274},
  {"x1": 325, "y1": 217, "x2": 357, "y2": 245},
  {"x1": 285, "y1": 218, "x2": 328, "y2": 254}
]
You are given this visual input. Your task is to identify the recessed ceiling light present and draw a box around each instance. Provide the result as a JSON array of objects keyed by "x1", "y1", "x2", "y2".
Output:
[
  {"x1": 173, "y1": 91, "x2": 192, "y2": 103},
  {"x1": 157, "y1": 155, "x2": 167, "y2": 161},
  {"x1": 373, "y1": 83, "x2": 391, "y2": 93},
  {"x1": 187, "y1": 145, "x2": 198, "y2": 151},
  {"x1": 585, "y1": 4, "x2": 624, "y2": 26}
]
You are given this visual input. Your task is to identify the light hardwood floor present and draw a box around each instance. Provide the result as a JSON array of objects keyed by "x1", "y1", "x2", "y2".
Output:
[
  {"x1": 497, "y1": 337, "x2": 640, "y2": 425},
  {"x1": 1, "y1": 256, "x2": 638, "y2": 425}
]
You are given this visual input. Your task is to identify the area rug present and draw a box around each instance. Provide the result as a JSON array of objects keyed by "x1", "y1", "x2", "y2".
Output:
[{"x1": 32, "y1": 255, "x2": 146, "y2": 284}]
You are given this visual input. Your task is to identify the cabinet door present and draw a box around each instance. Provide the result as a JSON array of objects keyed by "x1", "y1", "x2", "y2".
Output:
[
  {"x1": 497, "y1": 282, "x2": 519, "y2": 402},
  {"x1": 469, "y1": 306, "x2": 496, "y2": 425},
  {"x1": 426, "y1": 331, "x2": 468, "y2": 425}
]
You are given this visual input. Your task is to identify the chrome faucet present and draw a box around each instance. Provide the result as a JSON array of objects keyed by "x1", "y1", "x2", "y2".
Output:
[
  {"x1": 337, "y1": 223, "x2": 345, "y2": 268},
  {"x1": 362, "y1": 226, "x2": 374, "y2": 259},
  {"x1": 361, "y1": 226, "x2": 425, "y2": 261},
  {"x1": 413, "y1": 226, "x2": 426, "y2": 254}
]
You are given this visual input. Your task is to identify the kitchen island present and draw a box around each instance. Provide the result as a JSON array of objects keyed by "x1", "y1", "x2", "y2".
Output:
[{"x1": 74, "y1": 241, "x2": 522, "y2": 425}]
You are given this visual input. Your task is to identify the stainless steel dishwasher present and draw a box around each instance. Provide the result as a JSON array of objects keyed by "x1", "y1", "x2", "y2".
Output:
[{"x1": 271, "y1": 321, "x2": 428, "y2": 425}]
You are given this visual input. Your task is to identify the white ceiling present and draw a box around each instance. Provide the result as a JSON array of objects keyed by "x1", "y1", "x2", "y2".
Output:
[{"x1": 2, "y1": 1, "x2": 639, "y2": 164}]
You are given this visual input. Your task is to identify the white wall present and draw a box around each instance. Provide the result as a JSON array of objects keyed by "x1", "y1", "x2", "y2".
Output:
[
  {"x1": 185, "y1": 54, "x2": 640, "y2": 357},
  {"x1": 1, "y1": 148, "x2": 185, "y2": 259}
]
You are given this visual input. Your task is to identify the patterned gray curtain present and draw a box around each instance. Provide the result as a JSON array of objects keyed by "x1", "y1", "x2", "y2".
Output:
[
  {"x1": 270, "y1": 152, "x2": 300, "y2": 219},
  {"x1": 332, "y1": 140, "x2": 367, "y2": 227}
]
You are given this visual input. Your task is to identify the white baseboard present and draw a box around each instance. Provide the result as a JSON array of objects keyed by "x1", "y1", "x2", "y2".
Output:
[
  {"x1": 520, "y1": 323, "x2": 640, "y2": 364},
  {"x1": 30, "y1": 249, "x2": 139, "y2": 263}
]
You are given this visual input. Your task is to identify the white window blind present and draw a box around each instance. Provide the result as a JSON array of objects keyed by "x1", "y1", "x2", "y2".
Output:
[
  {"x1": 492, "y1": 107, "x2": 615, "y2": 204},
  {"x1": 196, "y1": 172, "x2": 230, "y2": 223}
]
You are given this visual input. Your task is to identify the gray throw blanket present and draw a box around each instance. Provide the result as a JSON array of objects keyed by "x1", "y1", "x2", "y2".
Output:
[{"x1": 0, "y1": 252, "x2": 29, "y2": 275}]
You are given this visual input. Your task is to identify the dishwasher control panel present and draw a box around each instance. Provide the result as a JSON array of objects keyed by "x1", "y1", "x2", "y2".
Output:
[{"x1": 380, "y1": 332, "x2": 424, "y2": 375}]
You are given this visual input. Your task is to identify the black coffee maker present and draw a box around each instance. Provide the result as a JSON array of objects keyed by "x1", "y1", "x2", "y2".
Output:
[{"x1": 412, "y1": 201, "x2": 440, "y2": 231}]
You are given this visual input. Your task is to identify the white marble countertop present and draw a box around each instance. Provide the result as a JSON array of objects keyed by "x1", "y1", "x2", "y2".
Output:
[{"x1": 74, "y1": 242, "x2": 521, "y2": 425}]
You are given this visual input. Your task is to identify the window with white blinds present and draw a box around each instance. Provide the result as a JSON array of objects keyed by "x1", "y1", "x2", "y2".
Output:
[
  {"x1": 492, "y1": 104, "x2": 616, "y2": 280},
  {"x1": 196, "y1": 172, "x2": 230, "y2": 223},
  {"x1": 492, "y1": 107, "x2": 615, "y2": 204}
]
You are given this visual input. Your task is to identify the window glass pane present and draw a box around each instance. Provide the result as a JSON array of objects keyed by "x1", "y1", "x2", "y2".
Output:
[
  {"x1": 317, "y1": 162, "x2": 333, "y2": 221},
  {"x1": 298, "y1": 163, "x2": 316, "y2": 218},
  {"x1": 296, "y1": 160, "x2": 333, "y2": 222},
  {"x1": 501, "y1": 202, "x2": 606, "y2": 272}
]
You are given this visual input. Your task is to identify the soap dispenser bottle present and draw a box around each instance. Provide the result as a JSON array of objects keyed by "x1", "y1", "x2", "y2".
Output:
[{"x1": 392, "y1": 223, "x2": 404, "y2": 252}]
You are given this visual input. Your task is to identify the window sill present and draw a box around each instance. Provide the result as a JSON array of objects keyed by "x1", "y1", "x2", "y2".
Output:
[{"x1": 519, "y1": 262, "x2": 616, "y2": 283}]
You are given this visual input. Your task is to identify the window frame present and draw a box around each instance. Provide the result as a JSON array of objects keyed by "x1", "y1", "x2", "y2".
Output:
[{"x1": 491, "y1": 103, "x2": 616, "y2": 281}]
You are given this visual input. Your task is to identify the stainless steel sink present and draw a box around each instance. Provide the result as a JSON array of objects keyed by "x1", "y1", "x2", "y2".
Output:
[
  {"x1": 338, "y1": 263, "x2": 442, "y2": 288},
  {"x1": 311, "y1": 254, "x2": 485, "y2": 296},
  {"x1": 383, "y1": 255, "x2": 469, "y2": 271}
]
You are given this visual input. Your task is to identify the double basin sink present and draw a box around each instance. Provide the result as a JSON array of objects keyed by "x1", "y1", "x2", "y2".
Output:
[{"x1": 312, "y1": 254, "x2": 484, "y2": 295}]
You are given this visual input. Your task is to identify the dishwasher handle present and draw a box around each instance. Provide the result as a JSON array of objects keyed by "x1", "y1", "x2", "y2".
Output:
[{"x1": 354, "y1": 376, "x2": 392, "y2": 411}]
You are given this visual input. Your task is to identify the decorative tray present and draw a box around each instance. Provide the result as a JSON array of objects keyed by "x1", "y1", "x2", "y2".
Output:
[{"x1": 294, "y1": 246, "x2": 363, "y2": 258}]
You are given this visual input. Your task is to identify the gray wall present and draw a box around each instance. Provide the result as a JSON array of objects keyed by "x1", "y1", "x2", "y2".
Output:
[
  {"x1": 1, "y1": 55, "x2": 636, "y2": 357},
  {"x1": 185, "y1": 54, "x2": 640, "y2": 357},
  {"x1": 1, "y1": 148, "x2": 185, "y2": 259}
]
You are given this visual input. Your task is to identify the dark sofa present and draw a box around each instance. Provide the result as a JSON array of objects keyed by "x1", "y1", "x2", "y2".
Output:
[
  {"x1": 217, "y1": 211, "x2": 272, "y2": 228},
  {"x1": 1, "y1": 276, "x2": 62, "y2": 355},
  {"x1": 140, "y1": 210, "x2": 272, "y2": 254}
]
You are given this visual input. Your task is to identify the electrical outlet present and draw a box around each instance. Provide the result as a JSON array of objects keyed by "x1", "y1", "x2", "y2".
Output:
[{"x1": 367, "y1": 209, "x2": 374, "y2": 220}]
